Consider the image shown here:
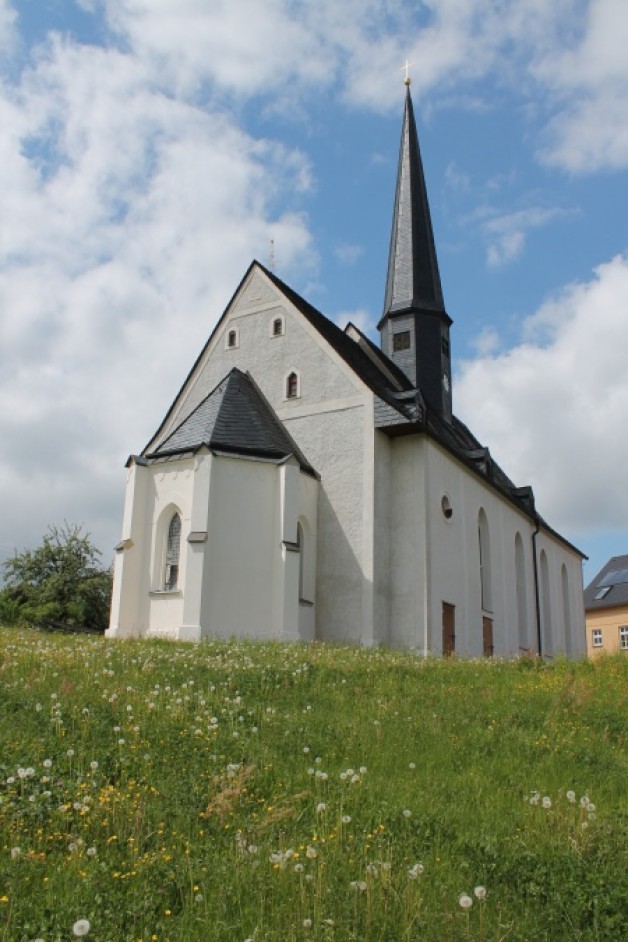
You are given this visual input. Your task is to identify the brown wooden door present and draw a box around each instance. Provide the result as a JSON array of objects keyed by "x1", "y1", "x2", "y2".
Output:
[
  {"x1": 483, "y1": 616, "x2": 494, "y2": 657},
  {"x1": 442, "y1": 603, "x2": 455, "y2": 656}
]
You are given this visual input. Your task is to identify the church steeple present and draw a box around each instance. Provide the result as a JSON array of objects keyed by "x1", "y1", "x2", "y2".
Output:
[{"x1": 379, "y1": 81, "x2": 453, "y2": 423}]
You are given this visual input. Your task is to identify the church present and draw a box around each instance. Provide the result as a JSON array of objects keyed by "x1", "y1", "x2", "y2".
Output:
[{"x1": 108, "y1": 82, "x2": 586, "y2": 658}]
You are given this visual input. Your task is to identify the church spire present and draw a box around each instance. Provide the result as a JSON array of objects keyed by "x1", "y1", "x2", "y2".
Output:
[{"x1": 379, "y1": 80, "x2": 453, "y2": 423}]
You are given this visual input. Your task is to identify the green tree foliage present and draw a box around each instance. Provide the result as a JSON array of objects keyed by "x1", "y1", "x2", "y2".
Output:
[{"x1": 0, "y1": 524, "x2": 112, "y2": 632}]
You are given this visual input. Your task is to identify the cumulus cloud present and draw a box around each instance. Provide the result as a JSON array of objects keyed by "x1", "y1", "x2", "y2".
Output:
[
  {"x1": 0, "y1": 24, "x2": 315, "y2": 562},
  {"x1": 456, "y1": 255, "x2": 628, "y2": 532},
  {"x1": 534, "y1": 0, "x2": 628, "y2": 171}
]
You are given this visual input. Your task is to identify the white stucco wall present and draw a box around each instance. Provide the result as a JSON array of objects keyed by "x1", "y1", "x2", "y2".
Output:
[
  {"x1": 109, "y1": 449, "x2": 319, "y2": 643},
  {"x1": 375, "y1": 433, "x2": 586, "y2": 658}
]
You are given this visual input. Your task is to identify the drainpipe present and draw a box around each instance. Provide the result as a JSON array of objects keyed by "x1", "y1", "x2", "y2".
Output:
[{"x1": 532, "y1": 518, "x2": 542, "y2": 657}]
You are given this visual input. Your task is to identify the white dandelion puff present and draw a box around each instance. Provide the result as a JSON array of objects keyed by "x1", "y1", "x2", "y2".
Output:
[
  {"x1": 72, "y1": 919, "x2": 90, "y2": 937},
  {"x1": 459, "y1": 893, "x2": 473, "y2": 909}
]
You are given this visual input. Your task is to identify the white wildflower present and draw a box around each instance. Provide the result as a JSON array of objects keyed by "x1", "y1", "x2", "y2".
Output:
[{"x1": 459, "y1": 893, "x2": 473, "y2": 909}]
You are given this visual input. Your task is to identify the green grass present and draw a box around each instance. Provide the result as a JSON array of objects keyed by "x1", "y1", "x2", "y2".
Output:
[{"x1": 0, "y1": 626, "x2": 626, "y2": 942}]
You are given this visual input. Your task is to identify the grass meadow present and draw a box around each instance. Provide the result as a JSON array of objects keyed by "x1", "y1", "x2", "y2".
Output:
[{"x1": 0, "y1": 626, "x2": 626, "y2": 942}]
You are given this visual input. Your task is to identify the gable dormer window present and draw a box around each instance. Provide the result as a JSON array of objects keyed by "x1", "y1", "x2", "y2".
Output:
[
  {"x1": 226, "y1": 327, "x2": 239, "y2": 349},
  {"x1": 286, "y1": 371, "x2": 299, "y2": 399},
  {"x1": 393, "y1": 330, "x2": 411, "y2": 352}
]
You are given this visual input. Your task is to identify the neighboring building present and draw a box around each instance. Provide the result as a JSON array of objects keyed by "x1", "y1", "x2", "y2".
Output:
[
  {"x1": 583, "y1": 554, "x2": 628, "y2": 655},
  {"x1": 108, "y1": 82, "x2": 586, "y2": 657}
]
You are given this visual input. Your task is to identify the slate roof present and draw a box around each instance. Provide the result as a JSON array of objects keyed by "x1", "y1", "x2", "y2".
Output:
[
  {"x1": 583, "y1": 554, "x2": 628, "y2": 611},
  {"x1": 379, "y1": 85, "x2": 448, "y2": 327},
  {"x1": 147, "y1": 367, "x2": 317, "y2": 476}
]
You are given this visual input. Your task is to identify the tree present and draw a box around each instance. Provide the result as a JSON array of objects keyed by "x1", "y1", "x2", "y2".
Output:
[{"x1": 0, "y1": 524, "x2": 112, "y2": 632}]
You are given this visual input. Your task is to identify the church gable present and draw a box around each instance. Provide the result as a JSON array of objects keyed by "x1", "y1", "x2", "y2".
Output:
[{"x1": 145, "y1": 263, "x2": 371, "y2": 455}]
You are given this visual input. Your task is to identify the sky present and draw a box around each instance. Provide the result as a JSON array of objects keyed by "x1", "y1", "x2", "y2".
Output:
[{"x1": 1, "y1": 0, "x2": 627, "y2": 589}]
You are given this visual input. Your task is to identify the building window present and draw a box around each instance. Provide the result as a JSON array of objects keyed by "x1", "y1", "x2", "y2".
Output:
[
  {"x1": 393, "y1": 330, "x2": 411, "y2": 352},
  {"x1": 286, "y1": 371, "x2": 299, "y2": 399},
  {"x1": 478, "y1": 508, "x2": 492, "y2": 613},
  {"x1": 441, "y1": 336, "x2": 450, "y2": 355},
  {"x1": 226, "y1": 327, "x2": 238, "y2": 349},
  {"x1": 619, "y1": 626, "x2": 628, "y2": 650},
  {"x1": 272, "y1": 317, "x2": 284, "y2": 337},
  {"x1": 441, "y1": 495, "x2": 453, "y2": 520},
  {"x1": 592, "y1": 628, "x2": 603, "y2": 648},
  {"x1": 164, "y1": 513, "x2": 181, "y2": 591}
]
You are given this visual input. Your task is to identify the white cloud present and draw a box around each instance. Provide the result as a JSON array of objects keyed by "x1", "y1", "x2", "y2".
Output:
[
  {"x1": 0, "y1": 0, "x2": 17, "y2": 57},
  {"x1": 334, "y1": 243, "x2": 364, "y2": 266},
  {"x1": 456, "y1": 255, "x2": 628, "y2": 532},
  {"x1": 0, "y1": 26, "x2": 316, "y2": 562},
  {"x1": 334, "y1": 308, "x2": 374, "y2": 333},
  {"x1": 464, "y1": 205, "x2": 570, "y2": 268},
  {"x1": 534, "y1": 0, "x2": 628, "y2": 171}
]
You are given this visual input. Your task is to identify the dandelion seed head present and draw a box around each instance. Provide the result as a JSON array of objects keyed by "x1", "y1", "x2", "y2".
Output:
[
  {"x1": 474, "y1": 885, "x2": 487, "y2": 900},
  {"x1": 72, "y1": 919, "x2": 90, "y2": 937},
  {"x1": 459, "y1": 893, "x2": 473, "y2": 909}
]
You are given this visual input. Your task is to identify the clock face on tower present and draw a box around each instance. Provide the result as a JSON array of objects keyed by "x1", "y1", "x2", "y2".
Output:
[{"x1": 442, "y1": 372, "x2": 450, "y2": 393}]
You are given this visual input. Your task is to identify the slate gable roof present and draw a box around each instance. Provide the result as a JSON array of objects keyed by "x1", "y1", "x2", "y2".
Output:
[
  {"x1": 583, "y1": 554, "x2": 628, "y2": 611},
  {"x1": 148, "y1": 367, "x2": 317, "y2": 476}
]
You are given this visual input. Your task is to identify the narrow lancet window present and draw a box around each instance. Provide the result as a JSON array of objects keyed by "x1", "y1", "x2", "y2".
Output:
[{"x1": 165, "y1": 513, "x2": 181, "y2": 591}]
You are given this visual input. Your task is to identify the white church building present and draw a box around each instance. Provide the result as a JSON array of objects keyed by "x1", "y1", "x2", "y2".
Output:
[{"x1": 108, "y1": 84, "x2": 586, "y2": 658}]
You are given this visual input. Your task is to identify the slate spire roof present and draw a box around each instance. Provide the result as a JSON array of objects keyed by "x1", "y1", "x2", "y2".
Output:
[
  {"x1": 148, "y1": 367, "x2": 316, "y2": 475},
  {"x1": 380, "y1": 84, "x2": 446, "y2": 325}
]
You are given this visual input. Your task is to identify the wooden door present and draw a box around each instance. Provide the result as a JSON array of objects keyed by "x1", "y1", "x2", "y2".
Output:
[
  {"x1": 483, "y1": 616, "x2": 494, "y2": 657},
  {"x1": 442, "y1": 603, "x2": 455, "y2": 657}
]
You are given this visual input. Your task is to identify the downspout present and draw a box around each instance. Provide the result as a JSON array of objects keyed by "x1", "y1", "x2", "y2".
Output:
[{"x1": 531, "y1": 517, "x2": 542, "y2": 657}]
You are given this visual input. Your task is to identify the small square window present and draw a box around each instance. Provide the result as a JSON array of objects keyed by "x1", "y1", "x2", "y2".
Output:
[
  {"x1": 591, "y1": 628, "x2": 603, "y2": 648},
  {"x1": 619, "y1": 626, "x2": 628, "y2": 650},
  {"x1": 393, "y1": 330, "x2": 411, "y2": 352}
]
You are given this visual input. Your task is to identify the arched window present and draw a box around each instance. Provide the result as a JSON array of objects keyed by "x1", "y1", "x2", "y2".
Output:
[
  {"x1": 272, "y1": 317, "x2": 283, "y2": 337},
  {"x1": 561, "y1": 564, "x2": 572, "y2": 657},
  {"x1": 478, "y1": 509, "x2": 492, "y2": 612},
  {"x1": 540, "y1": 549, "x2": 552, "y2": 656},
  {"x1": 296, "y1": 522, "x2": 305, "y2": 600},
  {"x1": 227, "y1": 329, "x2": 237, "y2": 348},
  {"x1": 164, "y1": 513, "x2": 181, "y2": 591},
  {"x1": 515, "y1": 532, "x2": 528, "y2": 651},
  {"x1": 286, "y1": 371, "x2": 299, "y2": 399}
]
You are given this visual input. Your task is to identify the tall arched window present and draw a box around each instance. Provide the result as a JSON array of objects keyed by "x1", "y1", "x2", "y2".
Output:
[
  {"x1": 515, "y1": 532, "x2": 528, "y2": 651},
  {"x1": 540, "y1": 549, "x2": 552, "y2": 656},
  {"x1": 165, "y1": 512, "x2": 181, "y2": 591},
  {"x1": 561, "y1": 564, "x2": 572, "y2": 657},
  {"x1": 296, "y1": 522, "x2": 305, "y2": 600},
  {"x1": 478, "y1": 509, "x2": 492, "y2": 612}
]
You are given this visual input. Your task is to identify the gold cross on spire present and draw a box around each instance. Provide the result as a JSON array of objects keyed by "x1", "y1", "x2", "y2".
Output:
[{"x1": 400, "y1": 59, "x2": 413, "y2": 85}]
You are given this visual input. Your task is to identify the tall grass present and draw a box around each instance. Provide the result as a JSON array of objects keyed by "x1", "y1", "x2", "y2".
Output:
[{"x1": 1, "y1": 626, "x2": 626, "y2": 941}]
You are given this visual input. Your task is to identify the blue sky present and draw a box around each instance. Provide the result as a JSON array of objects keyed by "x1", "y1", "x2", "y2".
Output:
[{"x1": 1, "y1": 0, "x2": 627, "y2": 588}]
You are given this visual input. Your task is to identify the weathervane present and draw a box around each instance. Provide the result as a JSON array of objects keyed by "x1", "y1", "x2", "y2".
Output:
[{"x1": 400, "y1": 59, "x2": 413, "y2": 86}]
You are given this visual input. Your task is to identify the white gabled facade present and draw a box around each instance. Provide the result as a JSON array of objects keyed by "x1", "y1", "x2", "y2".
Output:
[{"x1": 109, "y1": 84, "x2": 586, "y2": 658}]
